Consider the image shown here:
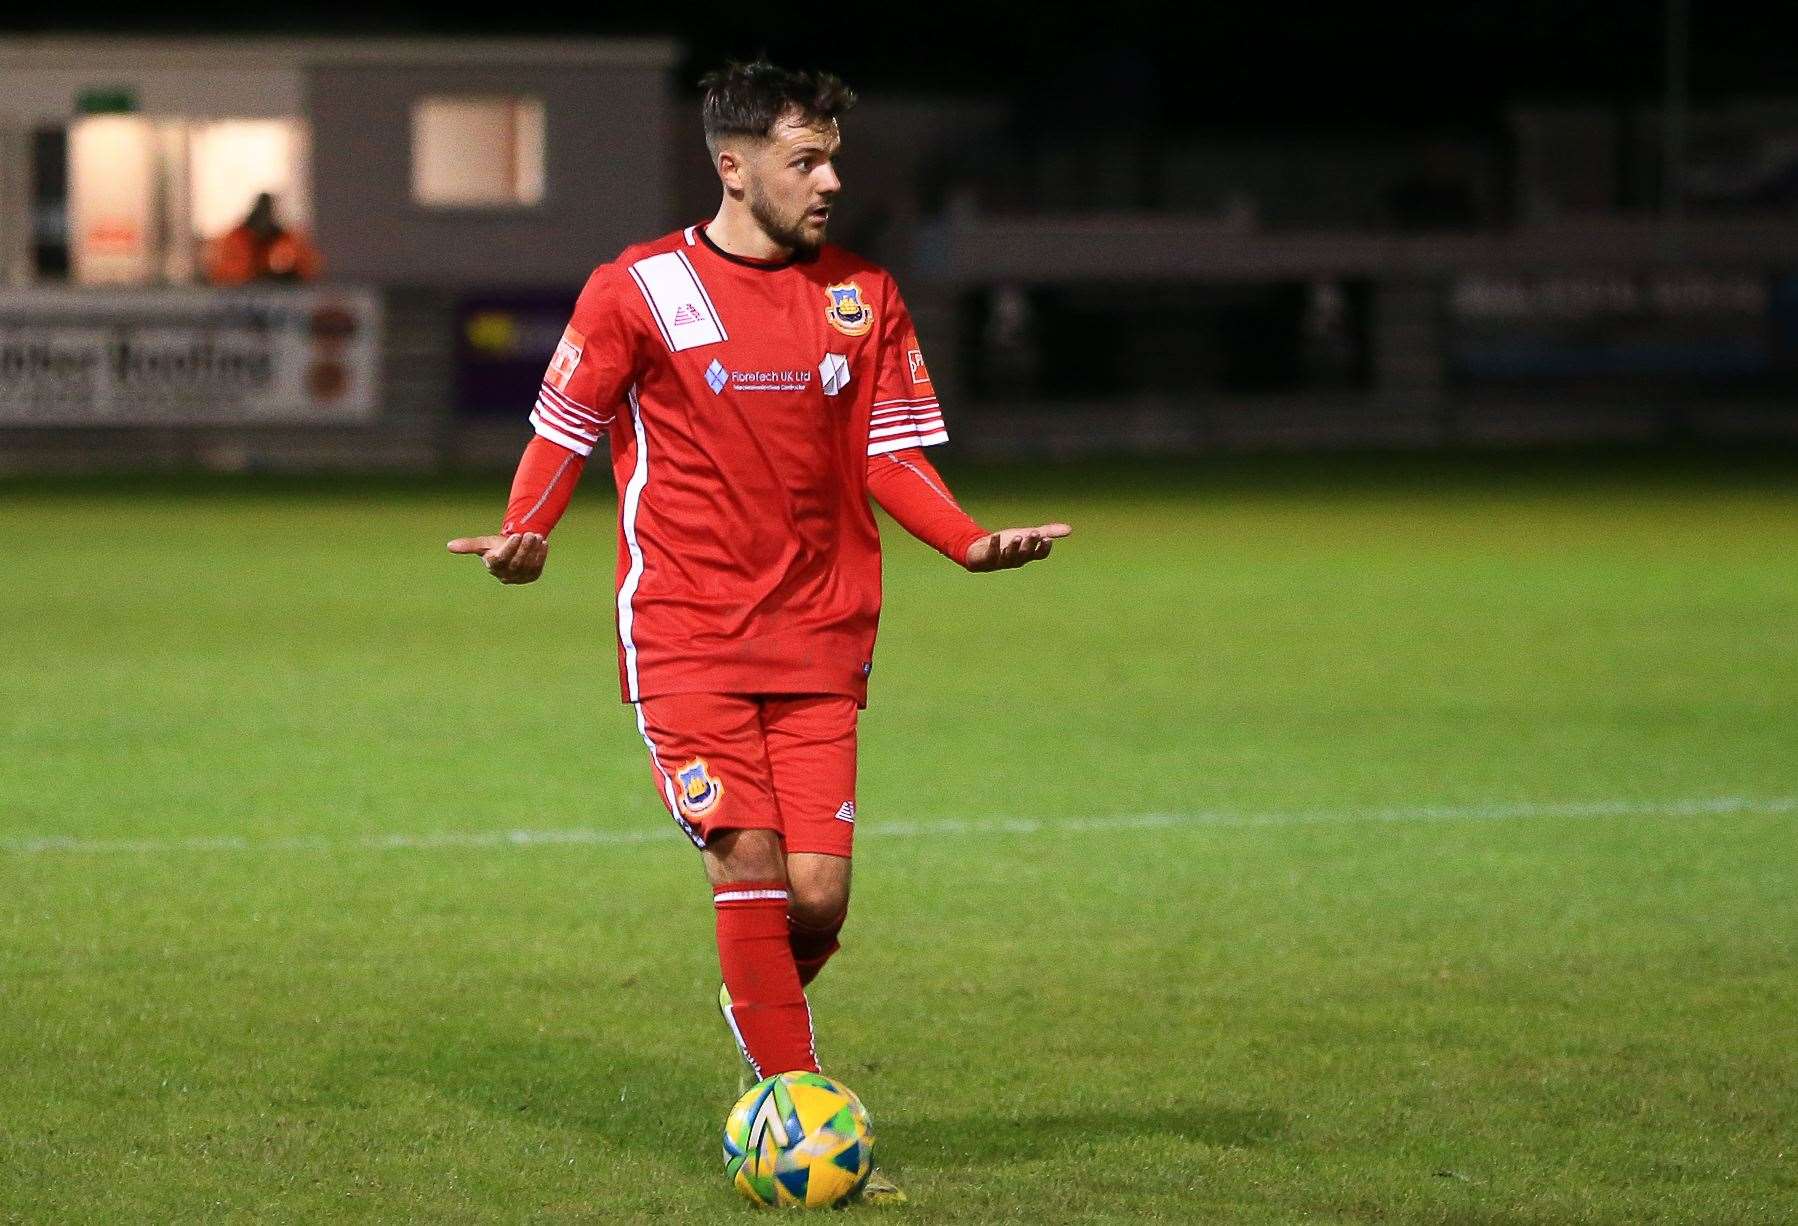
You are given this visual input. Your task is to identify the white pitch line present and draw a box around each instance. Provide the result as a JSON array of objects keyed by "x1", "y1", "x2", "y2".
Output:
[{"x1": 1, "y1": 795, "x2": 1792, "y2": 857}]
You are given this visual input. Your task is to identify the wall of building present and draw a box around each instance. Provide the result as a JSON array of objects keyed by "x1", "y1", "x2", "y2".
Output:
[
  {"x1": 308, "y1": 58, "x2": 674, "y2": 287},
  {"x1": 0, "y1": 64, "x2": 302, "y2": 124}
]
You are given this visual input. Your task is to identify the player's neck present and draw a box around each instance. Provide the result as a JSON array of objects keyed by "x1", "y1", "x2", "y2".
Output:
[{"x1": 706, "y1": 203, "x2": 795, "y2": 264}]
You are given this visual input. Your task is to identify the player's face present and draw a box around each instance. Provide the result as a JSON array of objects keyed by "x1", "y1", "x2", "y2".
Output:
[{"x1": 743, "y1": 113, "x2": 842, "y2": 256}]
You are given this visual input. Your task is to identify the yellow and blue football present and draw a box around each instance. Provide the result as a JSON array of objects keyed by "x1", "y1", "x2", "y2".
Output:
[{"x1": 722, "y1": 1071, "x2": 874, "y2": 1209}]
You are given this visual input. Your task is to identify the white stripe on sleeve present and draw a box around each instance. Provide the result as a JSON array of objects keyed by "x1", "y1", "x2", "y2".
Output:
[
  {"x1": 534, "y1": 396, "x2": 603, "y2": 439},
  {"x1": 871, "y1": 403, "x2": 941, "y2": 423},
  {"x1": 870, "y1": 415, "x2": 946, "y2": 440},
  {"x1": 867, "y1": 428, "x2": 949, "y2": 456},
  {"x1": 540, "y1": 382, "x2": 613, "y2": 427},
  {"x1": 530, "y1": 409, "x2": 596, "y2": 456},
  {"x1": 866, "y1": 392, "x2": 950, "y2": 455}
]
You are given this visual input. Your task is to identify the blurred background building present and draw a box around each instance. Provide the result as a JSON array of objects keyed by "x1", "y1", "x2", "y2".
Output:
[{"x1": 1, "y1": 8, "x2": 1796, "y2": 473}]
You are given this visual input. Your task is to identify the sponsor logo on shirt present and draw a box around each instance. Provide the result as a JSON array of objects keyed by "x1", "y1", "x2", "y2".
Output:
[
  {"x1": 671, "y1": 303, "x2": 705, "y2": 325},
  {"x1": 706, "y1": 364, "x2": 816, "y2": 394},
  {"x1": 824, "y1": 282, "x2": 874, "y2": 336},
  {"x1": 907, "y1": 346, "x2": 931, "y2": 385},
  {"x1": 676, "y1": 758, "x2": 724, "y2": 816},
  {"x1": 545, "y1": 326, "x2": 585, "y2": 391},
  {"x1": 818, "y1": 352, "x2": 851, "y2": 396}
]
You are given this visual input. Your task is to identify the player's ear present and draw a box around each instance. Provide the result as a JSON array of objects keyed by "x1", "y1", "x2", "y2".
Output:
[{"x1": 716, "y1": 145, "x2": 748, "y2": 195}]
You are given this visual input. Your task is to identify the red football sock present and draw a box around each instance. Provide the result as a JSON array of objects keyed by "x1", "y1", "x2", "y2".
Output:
[
  {"x1": 714, "y1": 882, "x2": 818, "y2": 1077},
  {"x1": 789, "y1": 911, "x2": 845, "y2": 988}
]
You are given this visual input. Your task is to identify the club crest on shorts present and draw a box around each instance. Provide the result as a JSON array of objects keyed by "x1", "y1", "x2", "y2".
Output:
[
  {"x1": 824, "y1": 282, "x2": 873, "y2": 336},
  {"x1": 676, "y1": 758, "x2": 723, "y2": 816}
]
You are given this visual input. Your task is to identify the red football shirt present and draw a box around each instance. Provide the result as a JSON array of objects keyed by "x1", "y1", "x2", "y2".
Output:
[{"x1": 528, "y1": 223, "x2": 948, "y2": 705}]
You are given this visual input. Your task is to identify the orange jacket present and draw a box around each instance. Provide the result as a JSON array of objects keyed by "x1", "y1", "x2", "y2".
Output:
[{"x1": 206, "y1": 224, "x2": 322, "y2": 285}]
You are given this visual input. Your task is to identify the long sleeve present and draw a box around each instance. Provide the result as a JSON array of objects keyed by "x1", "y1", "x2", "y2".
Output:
[
  {"x1": 866, "y1": 446, "x2": 987, "y2": 566},
  {"x1": 502, "y1": 434, "x2": 587, "y2": 536},
  {"x1": 529, "y1": 261, "x2": 642, "y2": 456},
  {"x1": 866, "y1": 284, "x2": 948, "y2": 457}
]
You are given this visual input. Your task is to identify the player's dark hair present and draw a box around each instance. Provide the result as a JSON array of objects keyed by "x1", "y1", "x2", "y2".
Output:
[{"x1": 699, "y1": 61, "x2": 857, "y2": 156}]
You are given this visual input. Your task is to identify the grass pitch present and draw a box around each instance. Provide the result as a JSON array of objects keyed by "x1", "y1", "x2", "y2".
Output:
[{"x1": 1, "y1": 451, "x2": 1794, "y2": 1223}]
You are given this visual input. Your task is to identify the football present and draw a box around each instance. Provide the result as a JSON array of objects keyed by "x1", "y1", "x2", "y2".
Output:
[{"x1": 722, "y1": 1071, "x2": 875, "y2": 1208}]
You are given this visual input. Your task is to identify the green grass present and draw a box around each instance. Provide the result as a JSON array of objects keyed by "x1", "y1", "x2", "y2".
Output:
[{"x1": 2, "y1": 452, "x2": 1795, "y2": 1222}]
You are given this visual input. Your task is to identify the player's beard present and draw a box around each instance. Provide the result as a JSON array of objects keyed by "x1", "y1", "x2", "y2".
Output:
[{"x1": 747, "y1": 182, "x2": 824, "y2": 257}]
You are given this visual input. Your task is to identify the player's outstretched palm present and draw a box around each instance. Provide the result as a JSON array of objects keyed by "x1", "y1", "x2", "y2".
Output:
[
  {"x1": 447, "y1": 532, "x2": 549, "y2": 584},
  {"x1": 964, "y1": 523, "x2": 1072, "y2": 572}
]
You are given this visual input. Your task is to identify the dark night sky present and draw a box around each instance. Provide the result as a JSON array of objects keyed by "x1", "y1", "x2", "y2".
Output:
[{"x1": 4, "y1": 2, "x2": 1795, "y2": 134}]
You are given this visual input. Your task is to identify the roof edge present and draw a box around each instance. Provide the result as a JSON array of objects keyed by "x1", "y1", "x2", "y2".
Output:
[{"x1": 0, "y1": 35, "x2": 682, "y2": 71}]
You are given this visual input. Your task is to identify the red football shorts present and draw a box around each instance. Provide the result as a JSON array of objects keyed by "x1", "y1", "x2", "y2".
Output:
[{"x1": 633, "y1": 693, "x2": 858, "y2": 858}]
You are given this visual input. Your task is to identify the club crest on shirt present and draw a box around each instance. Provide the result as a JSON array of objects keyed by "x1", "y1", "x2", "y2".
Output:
[
  {"x1": 824, "y1": 282, "x2": 874, "y2": 336},
  {"x1": 676, "y1": 758, "x2": 724, "y2": 816}
]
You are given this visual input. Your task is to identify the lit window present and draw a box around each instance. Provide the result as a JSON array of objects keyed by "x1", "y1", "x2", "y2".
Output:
[
  {"x1": 411, "y1": 96, "x2": 546, "y2": 207},
  {"x1": 60, "y1": 115, "x2": 312, "y2": 285},
  {"x1": 189, "y1": 120, "x2": 307, "y2": 239},
  {"x1": 67, "y1": 113, "x2": 157, "y2": 284}
]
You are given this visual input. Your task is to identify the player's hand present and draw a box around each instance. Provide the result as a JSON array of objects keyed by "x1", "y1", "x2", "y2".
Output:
[
  {"x1": 446, "y1": 532, "x2": 549, "y2": 584},
  {"x1": 964, "y1": 523, "x2": 1072, "y2": 572}
]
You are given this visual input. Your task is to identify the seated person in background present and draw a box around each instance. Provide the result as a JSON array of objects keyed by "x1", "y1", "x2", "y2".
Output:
[{"x1": 206, "y1": 192, "x2": 321, "y2": 284}]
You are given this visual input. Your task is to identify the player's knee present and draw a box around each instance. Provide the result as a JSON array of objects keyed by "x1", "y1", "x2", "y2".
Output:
[
  {"x1": 788, "y1": 885, "x2": 848, "y2": 932},
  {"x1": 704, "y1": 827, "x2": 786, "y2": 884}
]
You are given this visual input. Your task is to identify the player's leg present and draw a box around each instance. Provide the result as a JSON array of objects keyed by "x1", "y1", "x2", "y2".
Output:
[
  {"x1": 785, "y1": 854, "x2": 849, "y2": 987},
  {"x1": 704, "y1": 828, "x2": 818, "y2": 1077},
  {"x1": 761, "y1": 695, "x2": 858, "y2": 985},
  {"x1": 635, "y1": 693, "x2": 818, "y2": 1078},
  {"x1": 761, "y1": 695, "x2": 905, "y2": 1204}
]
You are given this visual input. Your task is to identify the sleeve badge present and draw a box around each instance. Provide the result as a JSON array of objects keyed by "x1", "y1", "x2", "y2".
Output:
[{"x1": 545, "y1": 325, "x2": 585, "y2": 391}]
